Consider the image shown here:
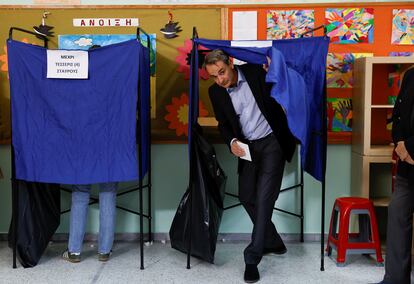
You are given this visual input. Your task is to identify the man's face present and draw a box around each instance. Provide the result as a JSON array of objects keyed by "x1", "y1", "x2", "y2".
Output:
[{"x1": 205, "y1": 60, "x2": 237, "y2": 89}]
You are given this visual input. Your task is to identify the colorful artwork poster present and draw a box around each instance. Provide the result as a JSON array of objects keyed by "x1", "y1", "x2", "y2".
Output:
[
  {"x1": 325, "y1": 8, "x2": 374, "y2": 44},
  {"x1": 266, "y1": 10, "x2": 314, "y2": 39},
  {"x1": 327, "y1": 98, "x2": 352, "y2": 132},
  {"x1": 175, "y1": 39, "x2": 210, "y2": 80},
  {"x1": 58, "y1": 34, "x2": 156, "y2": 76},
  {"x1": 392, "y1": 9, "x2": 414, "y2": 45},
  {"x1": 327, "y1": 53, "x2": 373, "y2": 88},
  {"x1": 164, "y1": 93, "x2": 209, "y2": 137},
  {"x1": 0, "y1": 38, "x2": 39, "y2": 144},
  {"x1": 59, "y1": 34, "x2": 157, "y2": 118},
  {"x1": 389, "y1": 52, "x2": 414, "y2": 56}
]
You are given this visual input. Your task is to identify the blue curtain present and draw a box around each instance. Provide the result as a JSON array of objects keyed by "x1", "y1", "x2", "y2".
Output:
[
  {"x1": 191, "y1": 37, "x2": 329, "y2": 182},
  {"x1": 8, "y1": 39, "x2": 149, "y2": 184}
]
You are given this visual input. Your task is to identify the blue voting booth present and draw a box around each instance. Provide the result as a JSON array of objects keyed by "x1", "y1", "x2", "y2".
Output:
[
  {"x1": 7, "y1": 27, "x2": 152, "y2": 269},
  {"x1": 183, "y1": 28, "x2": 329, "y2": 270}
]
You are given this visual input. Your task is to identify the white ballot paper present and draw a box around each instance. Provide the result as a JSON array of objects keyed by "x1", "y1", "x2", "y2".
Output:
[{"x1": 237, "y1": 141, "x2": 252, "y2": 162}]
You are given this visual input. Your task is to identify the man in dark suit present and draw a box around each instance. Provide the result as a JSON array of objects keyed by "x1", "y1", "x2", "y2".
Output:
[
  {"x1": 378, "y1": 67, "x2": 414, "y2": 284},
  {"x1": 204, "y1": 49, "x2": 295, "y2": 283}
]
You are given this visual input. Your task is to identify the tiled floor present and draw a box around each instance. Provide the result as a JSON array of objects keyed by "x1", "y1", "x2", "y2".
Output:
[{"x1": 0, "y1": 241, "x2": 389, "y2": 283}]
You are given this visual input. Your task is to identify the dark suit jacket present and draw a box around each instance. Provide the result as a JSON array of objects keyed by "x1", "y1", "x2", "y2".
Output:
[
  {"x1": 208, "y1": 63, "x2": 296, "y2": 164},
  {"x1": 392, "y1": 67, "x2": 414, "y2": 183}
]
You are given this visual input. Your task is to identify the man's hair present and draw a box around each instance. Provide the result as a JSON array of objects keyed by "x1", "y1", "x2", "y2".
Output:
[{"x1": 203, "y1": 49, "x2": 230, "y2": 68}]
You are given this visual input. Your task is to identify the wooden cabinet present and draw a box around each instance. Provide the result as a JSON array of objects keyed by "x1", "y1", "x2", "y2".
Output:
[{"x1": 351, "y1": 56, "x2": 414, "y2": 206}]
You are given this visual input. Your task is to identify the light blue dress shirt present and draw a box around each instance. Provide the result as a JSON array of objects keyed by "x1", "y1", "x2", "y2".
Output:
[{"x1": 227, "y1": 67, "x2": 273, "y2": 143}]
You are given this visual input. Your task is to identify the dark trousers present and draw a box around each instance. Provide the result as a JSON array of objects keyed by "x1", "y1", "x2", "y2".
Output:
[
  {"x1": 238, "y1": 134, "x2": 286, "y2": 265},
  {"x1": 384, "y1": 175, "x2": 414, "y2": 284}
]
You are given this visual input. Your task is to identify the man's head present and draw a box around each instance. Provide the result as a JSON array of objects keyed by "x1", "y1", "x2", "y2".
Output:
[{"x1": 204, "y1": 49, "x2": 237, "y2": 89}]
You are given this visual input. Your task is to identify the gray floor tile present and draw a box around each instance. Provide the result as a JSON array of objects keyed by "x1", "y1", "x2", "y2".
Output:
[{"x1": 0, "y1": 241, "x2": 388, "y2": 284}]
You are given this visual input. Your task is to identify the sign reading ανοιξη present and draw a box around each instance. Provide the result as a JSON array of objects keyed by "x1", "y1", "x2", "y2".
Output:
[{"x1": 73, "y1": 18, "x2": 139, "y2": 27}]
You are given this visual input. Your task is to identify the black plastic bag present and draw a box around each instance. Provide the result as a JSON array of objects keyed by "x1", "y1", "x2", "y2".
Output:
[
  {"x1": 8, "y1": 181, "x2": 60, "y2": 268},
  {"x1": 170, "y1": 127, "x2": 227, "y2": 263}
]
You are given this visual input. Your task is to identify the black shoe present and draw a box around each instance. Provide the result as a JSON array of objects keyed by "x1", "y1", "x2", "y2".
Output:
[
  {"x1": 98, "y1": 250, "x2": 112, "y2": 262},
  {"x1": 244, "y1": 264, "x2": 260, "y2": 283},
  {"x1": 263, "y1": 245, "x2": 287, "y2": 255},
  {"x1": 62, "y1": 250, "x2": 81, "y2": 263}
]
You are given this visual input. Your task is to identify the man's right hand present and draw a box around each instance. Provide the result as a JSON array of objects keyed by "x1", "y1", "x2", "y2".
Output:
[
  {"x1": 396, "y1": 141, "x2": 409, "y2": 161},
  {"x1": 395, "y1": 141, "x2": 414, "y2": 165},
  {"x1": 262, "y1": 56, "x2": 271, "y2": 72},
  {"x1": 231, "y1": 139, "x2": 246, "y2": 157},
  {"x1": 403, "y1": 152, "x2": 414, "y2": 165}
]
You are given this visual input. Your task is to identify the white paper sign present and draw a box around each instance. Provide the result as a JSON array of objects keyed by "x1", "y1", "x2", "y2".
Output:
[
  {"x1": 73, "y1": 18, "x2": 139, "y2": 27},
  {"x1": 231, "y1": 40, "x2": 272, "y2": 65},
  {"x1": 231, "y1": 40, "x2": 273, "y2": 48},
  {"x1": 47, "y1": 50, "x2": 88, "y2": 79},
  {"x1": 232, "y1": 11, "x2": 257, "y2": 40},
  {"x1": 236, "y1": 141, "x2": 252, "y2": 161}
]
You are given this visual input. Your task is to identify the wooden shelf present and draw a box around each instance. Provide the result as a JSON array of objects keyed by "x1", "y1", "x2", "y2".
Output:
[
  {"x1": 352, "y1": 57, "x2": 414, "y2": 157},
  {"x1": 371, "y1": 104, "x2": 394, "y2": 109},
  {"x1": 351, "y1": 152, "x2": 392, "y2": 199},
  {"x1": 366, "y1": 154, "x2": 393, "y2": 163},
  {"x1": 365, "y1": 56, "x2": 414, "y2": 65},
  {"x1": 352, "y1": 57, "x2": 414, "y2": 254},
  {"x1": 351, "y1": 57, "x2": 412, "y2": 207},
  {"x1": 367, "y1": 145, "x2": 394, "y2": 156}
]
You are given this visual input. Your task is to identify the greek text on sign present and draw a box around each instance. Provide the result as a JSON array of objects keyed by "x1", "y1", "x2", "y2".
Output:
[
  {"x1": 47, "y1": 50, "x2": 88, "y2": 79},
  {"x1": 73, "y1": 18, "x2": 139, "y2": 27}
]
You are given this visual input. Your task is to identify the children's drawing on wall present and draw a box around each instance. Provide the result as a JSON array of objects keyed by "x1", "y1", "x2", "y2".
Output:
[
  {"x1": 160, "y1": 11, "x2": 182, "y2": 39},
  {"x1": 59, "y1": 34, "x2": 157, "y2": 118},
  {"x1": 266, "y1": 9, "x2": 314, "y2": 39},
  {"x1": 175, "y1": 39, "x2": 210, "y2": 80},
  {"x1": 0, "y1": 43, "x2": 9, "y2": 144},
  {"x1": 0, "y1": 38, "x2": 39, "y2": 144},
  {"x1": 33, "y1": 11, "x2": 55, "y2": 39},
  {"x1": 327, "y1": 98, "x2": 352, "y2": 132},
  {"x1": 389, "y1": 52, "x2": 414, "y2": 57},
  {"x1": 59, "y1": 34, "x2": 156, "y2": 75},
  {"x1": 325, "y1": 8, "x2": 374, "y2": 44},
  {"x1": 326, "y1": 53, "x2": 373, "y2": 88},
  {"x1": 391, "y1": 9, "x2": 414, "y2": 45},
  {"x1": 164, "y1": 93, "x2": 208, "y2": 137}
]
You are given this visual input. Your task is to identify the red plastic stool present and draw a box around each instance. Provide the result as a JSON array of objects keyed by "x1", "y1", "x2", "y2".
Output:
[{"x1": 326, "y1": 197, "x2": 384, "y2": 266}]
